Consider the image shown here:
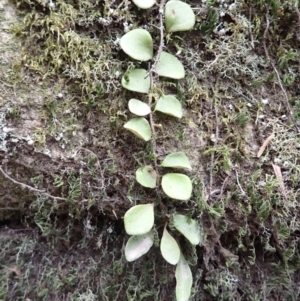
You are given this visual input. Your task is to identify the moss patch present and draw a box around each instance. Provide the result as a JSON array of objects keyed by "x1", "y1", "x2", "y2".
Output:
[{"x1": 1, "y1": 0, "x2": 300, "y2": 300}]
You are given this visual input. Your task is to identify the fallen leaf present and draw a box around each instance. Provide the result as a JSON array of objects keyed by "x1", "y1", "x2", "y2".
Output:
[
  {"x1": 8, "y1": 266, "x2": 22, "y2": 276},
  {"x1": 219, "y1": 246, "x2": 239, "y2": 262},
  {"x1": 62, "y1": 240, "x2": 70, "y2": 250},
  {"x1": 272, "y1": 163, "x2": 287, "y2": 199},
  {"x1": 257, "y1": 133, "x2": 275, "y2": 158}
]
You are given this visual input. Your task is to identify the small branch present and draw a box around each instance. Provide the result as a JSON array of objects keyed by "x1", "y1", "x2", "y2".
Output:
[
  {"x1": 216, "y1": 175, "x2": 230, "y2": 201},
  {"x1": 294, "y1": 7, "x2": 300, "y2": 41},
  {"x1": 73, "y1": 147, "x2": 105, "y2": 190},
  {"x1": 0, "y1": 79, "x2": 15, "y2": 88},
  {"x1": 229, "y1": 85, "x2": 254, "y2": 103},
  {"x1": 0, "y1": 165, "x2": 67, "y2": 201},
  {"x1": 146, "y1": 0, "x2": 167, "y2": 182},
  {"x1": 248, "y1": 6, "x2": 255, "y2": 49},
  {"x1": 263, "y1": 8, "x2": 299, "y2": 132},
  {"x1": 148, "y1": 74, "x2": 159, "y2": 178},
  {"x1": 145, "y1": 0, "x2": 166, "y2": 78},
  {"x1": 235, "y1": 170, "x2": 246, "y2": 196},
  {"x1": 208, "y1": 99, "x2": 219, "y2": 197},
  {"x1": 262, "y1": 10, "x2": 271, "y2": 60}
]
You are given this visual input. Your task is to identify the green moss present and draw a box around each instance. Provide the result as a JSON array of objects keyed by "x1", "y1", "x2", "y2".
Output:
[{"x1": 1, "y1": 0, "x2": 300, "y2": 300}]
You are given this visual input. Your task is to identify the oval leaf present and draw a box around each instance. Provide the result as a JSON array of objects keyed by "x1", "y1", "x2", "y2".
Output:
[
  {"x1": 128, "y1": 99, "x2": 151, "y2": 116},
  {"x1": 121, "y1": 69, "x2": 150, "y2": 93},
  {"x1": 165, "y1": 0, "x2": 195, "y2": 33},
  {"x1": 125, "y1": 231, "x2": 154, "y2": 262},
  {"x1": 124, "y1": 117, "x2": 151, "y2": 141},
  {"x1": 132, "y1": 0, "x2": 156, "y2": 9},
  {"x1": 160, "y1": 227, "x2": 180, "y2": 265},
  {"x1": 124, "y1": 204, "x2": 154, "y2": 235},
  {"x1": 161, "y1": 173, "x2": 192, "y2": 201},
  {"x1": 174, "y1": 214, "x2": 201, "y2": 245},
  {"x1": 156, "y1": 51, "x2": 185, "y2": 79},
  {"x1": 155, "y1": 95, "x2": 182, "y2": 118},
  {"x1": 120, "y1": 29, "x2": 153, "y2": 61},
  {"x1": 136, "y1": 165, "x2": 157, "y2": 188},
  {"x1": 161, "y1": 152, "x2": 192, "y2": 170},
  {"x1": 175, "y1": 253, "x2": 193, "y2": 301}
]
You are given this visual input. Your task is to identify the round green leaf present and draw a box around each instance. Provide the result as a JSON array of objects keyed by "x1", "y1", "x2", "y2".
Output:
[
  {"x1": 161, "y1": 173, "x2": 192, "y2": 201},
  {"x1": 132, "y1": 0, "x2": 156, "y2": 9},
  {"x1": 160, "y1": 227, "x2": 180, "y2": 265},
  {"x1": 155, "y1": 95, "x2": 183, "y2": 118},
  {"x1": 124, "y1": 204, "x2": 154, "y2": 235},
  {"x1": 165, "y1": 0, "x2": 195, "y2": 33},
  {"x1": 124, "y1": 117, "x2": 151, "y2": 141},
  {"x1": 120, "y1": 29, "x2": 153, "y2": 61},
  {"x1": 173, "y1": 214, "x2": 201, "y2": 245},
  {"x1": 175, "y1": 253, "x2": 193, "y2": 301},
  {"x1": 128, "y1": 99, "x2": 151, "y2": 116},
  {"x1": 121, "y1": 69, "x2": 150, "y2": 93},
  {"x1": 125, "y1": 231, "x2": 154, "y2": 262},
  {"x1": 156, "y1": 51, "x2": 185, "y2": 79},
  {"x1": 161, "y1": 152, "x2": 192, "y2": 170},
  {"x1": 136, "y1": 165, "x2": 157, "y2": 188}
]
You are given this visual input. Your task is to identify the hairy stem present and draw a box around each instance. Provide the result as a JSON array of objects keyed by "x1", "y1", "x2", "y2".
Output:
[
  {"x1": 263, "y1": 8, "x2": 299, "y2": 132},
  {"x1": 145, "y1": 0, "x2": 166, "y2": 78},
  {"x1": 146, "y1": 0, "x2": 167, "y2": 182}
]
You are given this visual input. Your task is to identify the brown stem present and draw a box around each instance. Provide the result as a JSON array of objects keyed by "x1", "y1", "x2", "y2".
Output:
[
  {"x1": 145, "y1": 0, "x2": 166, "y2": 78},
  {"x1": 146, "y1": 0, "x2": 167, "y2": 183},
  {"x1": 0, "y1": 165, "x2": 67, "y2": 201},
  {"x1": 148, "y1": 75, "x2": 159, "y2": 179},
  {"x1": 263, "y1": 8, "x2": 299, "y2": 132}
]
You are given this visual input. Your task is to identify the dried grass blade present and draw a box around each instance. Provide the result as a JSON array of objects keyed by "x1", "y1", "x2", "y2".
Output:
[
  {"x1": 257, "y1": 133, "x2": 275, "y2": 158},
  {"x1": 272, "y1": 163, "x2": 287, "y2": 199}
]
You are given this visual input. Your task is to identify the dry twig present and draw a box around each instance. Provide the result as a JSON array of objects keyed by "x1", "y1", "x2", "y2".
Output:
[
  {"x1": 272, "y1": 163, "x2": 287, "y2": 200},
  {"x1": 257, "y1": 133, "x2": 275, "y2": 158},
  {"x1": 145, "y1": 0, "x2": 166, "y2": 78},
  {"x1": 0, "y1": 165, "x2": 67, "y2": 201},
  {"x1": 262, "y1": 9, "x2": 299, "y2": 132},
  {"x1": 248, "y1": 6, "x2": 255, "y2": 49},
  {"x1": 146, "y1": 0, "x2": 167, "y2": 179}
]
